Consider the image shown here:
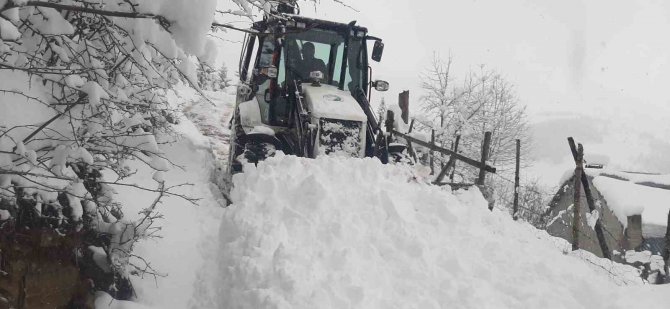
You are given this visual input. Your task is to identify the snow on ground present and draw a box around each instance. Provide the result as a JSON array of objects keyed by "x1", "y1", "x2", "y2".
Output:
[
  {"x1": 96, "y1": 87, "x2": 234, "y2": 308},
  {"x1": 95, "y1": 86, "x2": 670, "y2": 309},
  {"x1": 209, "y1": 154, "x2": 670, "y2": 309}
]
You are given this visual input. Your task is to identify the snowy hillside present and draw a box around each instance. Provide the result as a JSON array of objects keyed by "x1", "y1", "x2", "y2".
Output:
[
  {"x1": 93, "y1": 88, "x2": 670, "y2": 308},
  {"x1": 3, "y1": 1, "x2": 670, "y2": 308}
]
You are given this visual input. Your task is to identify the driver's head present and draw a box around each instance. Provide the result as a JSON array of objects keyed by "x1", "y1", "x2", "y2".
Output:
[{"x1": 301, "y1": 42, "x2": 315, "y2": 59}]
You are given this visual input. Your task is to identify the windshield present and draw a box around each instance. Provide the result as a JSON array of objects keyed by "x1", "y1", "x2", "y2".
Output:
[{"x1": 284, "y1": 28, "x2": 367, "y2": 92}]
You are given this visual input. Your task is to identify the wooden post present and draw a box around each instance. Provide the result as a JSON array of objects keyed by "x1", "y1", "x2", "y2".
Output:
[
  {"x1": 398, "y1": 91, "x2": 410, "y2": 124},
  {"x1": 430, "y1": 129, "x2": 435, "y2": 175},
  {"x1": 449, "y1": 135, "x2": 460, "y2": 182},
  {"x1": 385, "y1": 110, "x2": 394, "y2": 136},
  {"x1": 572, "y1": 143, "x2": 584, "y2": 251},
  {"x1": 476, "y1": 132, "x2": 492, "y2": 186},
  {"x1": 434, "y1": 135, "x2": 460, "y2": 184},
  {"x1": 512, "y1": 139, "x2": 521, "y2": 221},
  {"x1": 568, "y1": 138, "x2": 611, "y2": 259},
  {"x1": 663, "y1": 210, "x2": 670, "y2": 283},
  {"x1": 406, "y1": 119, "x2": 417, "y2": 162}
]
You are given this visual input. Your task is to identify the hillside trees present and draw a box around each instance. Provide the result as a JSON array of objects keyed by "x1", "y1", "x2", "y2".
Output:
[
  {"x1": 0, "y1": 0, "x2": 294, "y2": 301},
  {"x1": 197, "y1": 62, "x2": 232, "y2": 91},
  {"x1": 420, "y1": 54, "x2": 543, "y2": 220}
]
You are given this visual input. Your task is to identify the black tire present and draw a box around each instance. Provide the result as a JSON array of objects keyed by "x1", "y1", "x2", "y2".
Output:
[
  {"x1": 241, "y1": 141, "x2": 276, "y2": 165},
  {"x1": 386, "y1": 142, "x2": 413, "y2": 165},
  {"x1": 227, "y1": 109, "x2": 244, "y2": 174},
  {"x1": 389, "y1": 149, "x2": 413, "y2": 164}
]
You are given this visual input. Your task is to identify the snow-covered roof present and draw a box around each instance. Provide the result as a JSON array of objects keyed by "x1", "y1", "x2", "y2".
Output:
[{"x1": 592, "y1": 175, "x2": 670, "y2": 237}]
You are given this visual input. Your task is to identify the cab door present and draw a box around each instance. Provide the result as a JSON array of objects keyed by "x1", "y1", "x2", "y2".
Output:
[
  {"x1": 250, "y1": 35, "x2": 292, "y2": 127},
  {"x1": 237, "y1": 33, "x2": 257, "y2": 104}
]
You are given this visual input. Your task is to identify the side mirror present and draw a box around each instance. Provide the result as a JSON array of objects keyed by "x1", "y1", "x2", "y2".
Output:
[
  {"x1": 372, "y1": 80, "x2": 389, "y2": 92},
  {"x1": 371, "y1": 40, "x2": 384, "y2": 62}
]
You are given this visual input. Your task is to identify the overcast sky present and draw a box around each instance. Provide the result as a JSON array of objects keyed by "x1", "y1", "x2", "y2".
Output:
[{"x1": 215, "y1": 0, "x2": 670, "y2": 174}]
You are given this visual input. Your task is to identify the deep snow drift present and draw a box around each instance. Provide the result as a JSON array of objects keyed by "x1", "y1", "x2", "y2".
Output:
[
  {"x1": 214, "y1": 154, "x2": 670, "y2": 309},
  {"x1": 93, "y1": 87, "x2": 233, "y2": 308},
  {"x1": 91, "y1": 87, "x2": 670, "y2": 308}
]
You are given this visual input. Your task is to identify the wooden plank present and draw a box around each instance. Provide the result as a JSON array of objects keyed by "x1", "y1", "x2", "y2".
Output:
[
  {"x1": 434, "y1": 135, "x2": 460, "y2": 184},
  {"x1": 663, "y1": 210, "x2": 670, "y2": 283},
  {"x1": 513, "y1": 139, "x2": 521, "y2": 221},
  {"x1": 449, "y1": 135, "x2": 460, "y2": 182},
  {"x1": 567, "y1": 137, "x2": 611, "y2": 259},
  {"x1": 477, "y1": 131, "x2": 492, "y2": 185},
  {"x1": 572, "y1": 143, "x2": 583, "y2": 251},
  {"x1": 434, "y1": 182, "x2": 475, "y2": 189},
  {"x1": 392, "y1": 130, "x2": 496, "y2": 173},
  {"x1": 406, "y1": 119, "x2": 417, "y2": 162}
]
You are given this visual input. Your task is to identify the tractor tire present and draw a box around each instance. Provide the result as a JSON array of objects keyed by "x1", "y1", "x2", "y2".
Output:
[
  {"x1": 388, "y1": 143, "x2": 413, "y2": 165},
  {"x1": 389, "y1": 150, "x2": 413, "y2": 165},
  {"x1": 240, "y1": 140, "x2": 276, "y2": 165}
]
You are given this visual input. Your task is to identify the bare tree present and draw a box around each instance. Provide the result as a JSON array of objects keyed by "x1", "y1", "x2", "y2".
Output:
[
  {"x1": 420, "y1": 54, "x2": 538, "y2": 214},
  {"x1": 0, "y1": 0, "x2": 214, "y2": 300}
]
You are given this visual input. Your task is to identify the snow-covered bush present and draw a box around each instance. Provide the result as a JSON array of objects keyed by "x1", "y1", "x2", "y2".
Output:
[
  {"x1": 420, "y1": 55, "x2": 530, "y2": 175},
  {"x1": 0, "y1": 0, "x2": 344, "y2": 302},
  {"x1": 197, "y1": 62, "x2": 232, "y2": 91},
  {"x1": 419, "y1": 54, "x2": 538, "y2": 215},
  {"x1": 0, "y1": 0, "x2": 218, "y2": 298}
]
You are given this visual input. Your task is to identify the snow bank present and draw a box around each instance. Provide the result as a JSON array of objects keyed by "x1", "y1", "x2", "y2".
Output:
[
  {"x1": 216, "y1": 154, "x2": 670, "y2": 308},
  {"x1": 94, "y1": 89, "x2": 230, "y2": 309},
  {"x1": 592, "y1": 176, "x2": 670, "y2": 236}
]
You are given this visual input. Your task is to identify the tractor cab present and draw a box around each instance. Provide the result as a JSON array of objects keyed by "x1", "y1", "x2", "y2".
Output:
[{"x1": 229, "y1": 2, "x2": 399, "y2": 174}]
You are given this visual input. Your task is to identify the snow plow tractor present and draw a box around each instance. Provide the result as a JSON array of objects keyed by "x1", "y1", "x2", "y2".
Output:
[{"x1": 227, "y1": 1, "x2": 406, "y2": 174}]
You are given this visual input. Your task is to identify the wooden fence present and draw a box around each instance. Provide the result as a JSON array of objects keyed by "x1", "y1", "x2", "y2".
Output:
[{"x1": 385, "y1": 110, "x2": 500, "y2": 209}]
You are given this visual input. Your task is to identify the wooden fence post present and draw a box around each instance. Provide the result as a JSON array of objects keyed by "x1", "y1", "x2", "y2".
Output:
[
  {"x1": 430, "y1": 129, "x2": 435, "y2": 175},
  {"x1": 572, "y1": 143, "x2": 584, "y2": 251},
  {"x1": 663, "y1": 210, "x2": 670, "y2": 283},
  {"x1": 433, "y1": 135, "x2": 461, "y2": 185},
  {"x1": 513, "y1": 139, "x2": 520, "y2": 221},
  {"x1": 476, "y1": 132, "x2": 492, "y2": 186},
  {"x1": 406, "y1": 119, "x2": 417, "y2": 162},
  {"x1": 389, "y1": 130, "x2": 496, "y2": 173},
  {"x1": 568, "y1": 138, "x2": 611, "y2": 259},
  {"x1": 449, "y1": 135, "x2": 460, "y2": 182},
  {"x1": 385, "y1": 110, "x2": 394, "y2": 137}
]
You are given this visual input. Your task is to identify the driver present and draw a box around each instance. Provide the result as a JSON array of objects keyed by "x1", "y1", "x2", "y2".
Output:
[{"x1": 297, "y1": 42, "x2": 328, "y2": 82}]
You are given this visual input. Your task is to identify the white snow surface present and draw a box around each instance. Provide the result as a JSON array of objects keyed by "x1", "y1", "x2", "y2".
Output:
[
  {"x1": 212, "y1": 154, "x2": 670, "y2": 309},
  {"x1": 592, "y1": 176, "x2": 670, "y2": 236},
  {"x1": 94, "y1": 89, "x2": 230, "y2": 308},
  {"x1": 89, "y1": 87, "x2": 670, "y2": 308}
]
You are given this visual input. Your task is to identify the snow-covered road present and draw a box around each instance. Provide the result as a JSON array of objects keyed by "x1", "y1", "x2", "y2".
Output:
[{"x1": 97, "y1": 87, "x2": 670, "y2": 308}]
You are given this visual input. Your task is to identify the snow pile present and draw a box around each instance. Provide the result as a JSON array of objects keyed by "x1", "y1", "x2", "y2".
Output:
[
  {"x1": 593, "y1": 176, "x2": 670, "y2": 236},
  {"x1": 217, "y1": 154, "x2": 670, "y2": 308}
]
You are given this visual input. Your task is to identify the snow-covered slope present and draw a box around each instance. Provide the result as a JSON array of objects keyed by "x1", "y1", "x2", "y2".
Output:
[
  {"x1": 210, "y1": 154, "x2": 670, "y2": 308},
  {"x1": 96, "y1": 87, "x2": 670, "y2": 309},
  {"x1": 94, "y1": 87, "x2": 233, "y2": 308}
]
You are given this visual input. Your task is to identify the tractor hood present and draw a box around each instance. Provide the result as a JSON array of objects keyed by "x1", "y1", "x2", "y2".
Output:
[{"x1": 302, "y1": 84, "x2": 368, "y2": 122}]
